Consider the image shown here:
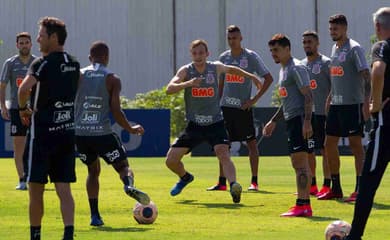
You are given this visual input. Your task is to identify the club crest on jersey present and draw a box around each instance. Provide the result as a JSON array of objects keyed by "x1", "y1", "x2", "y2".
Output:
[
  {"x1": 312, "y1": 63, "x2": 321, "y2": 74},
  {"x1": 338, "y1": 51, "x2": 346, "y2": 62},
  {"x1": 239, "y1": 58, "x2": 248, "y2": 68},
  {"x1": 206, "y1": 73, "x2": 215, "y2": 84}
]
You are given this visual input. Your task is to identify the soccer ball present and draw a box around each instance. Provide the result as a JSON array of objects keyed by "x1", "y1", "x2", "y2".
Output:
[
  {"x1": 133, "y1": 201, "x2": 158, "y2": 224},
  {"x1": 324, "y1": 220, "x2": 351, "y2": 240}
]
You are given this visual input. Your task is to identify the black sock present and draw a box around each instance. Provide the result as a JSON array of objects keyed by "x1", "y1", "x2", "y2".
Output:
[
  {"x1": 251, "y1": 176, "x2": 258, "y2": 184},
  {"x1": 311, "y1": 177, "x2": 317, "y2": 186},
  {"x1": 30, "y1": 226, "x2": 41, "y2": 240},
  {"x1": 323, "y1": 178, "x2": 331, "y2": 187},
  {"x1": 63, "y1": 225, "x2": 74, "y2": 240},
  {"x1": 19, "y1": 177, "x2": 24, "y2": 182},
  {"x1": 88, "y1": 198, "x2": 100, "y2": 216},
  {"x1": 219, "y1": 176, "x2": 227, "y2": 186},
  {"x1": 296, "y1": 198, "x2": 310, "y2": 206},
  {"x1": 229, "y1": 181, "x2": 236, "y2": 188},
  {"x1": 181, "y1": 172, "x2": 192, "y2": 182},
  {"x1": 121, "y1": 175, "x2": 134, "y2": 187},
  {"x1": 331, "y1": 174, "x2": 342, "y2": 193},
  {"x1": 355, "y1": 176, "x2": 360, "y2": 192}
]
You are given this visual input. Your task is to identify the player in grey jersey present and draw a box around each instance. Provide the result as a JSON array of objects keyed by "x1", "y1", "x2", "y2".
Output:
[
  {"x1": 166, "y1": 39, "x2": 261, "y2": 203},
  {"x1": 263, "y1": 34, "x2": 314, "y2": 217},
  {"x1": 301, "y1": 30, "x2": 332, "y2": 198},
  {"x1": 207, "y1": 25, "x2": 273, "y2": 192},
  {"x1": 74, "y1": 41, "x2": 150, "y2": 226},
  {"x1": 0, "y1": 32, "x2": 36, "y2": 190},
  {"x1": 318, "y1": 14, "x2": 370, "y2": 203}
]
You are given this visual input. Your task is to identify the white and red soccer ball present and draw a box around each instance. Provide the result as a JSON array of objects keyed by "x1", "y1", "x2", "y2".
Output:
[
  {"x1": 133, "y1": 201, "x2": 158, "y2": 224},
  {"x1": 325, "y1": 220, "x2": 351, "y2": 240}
]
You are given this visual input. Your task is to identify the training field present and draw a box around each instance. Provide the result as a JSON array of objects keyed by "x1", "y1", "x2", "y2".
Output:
[{"x1": 0, "y1": 156, "x2": 389, "y2": 239}]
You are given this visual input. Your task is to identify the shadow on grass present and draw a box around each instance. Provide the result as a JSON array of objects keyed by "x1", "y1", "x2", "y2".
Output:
[
  {"x1": 372, "y1": 202, "x2": 390, "y2": 210},
  {"x1": 177, "y1": 199, "x2": 262, "y2": 209},
  {"x1": 91, "y1": 226, "x2": 153, "y2": 232},
  {"x1": 243, "y1": 189, "x2": 275, "y2": 194},
  {"x1": 308, "y1": 216, "x2": 341, "y2": 222}
]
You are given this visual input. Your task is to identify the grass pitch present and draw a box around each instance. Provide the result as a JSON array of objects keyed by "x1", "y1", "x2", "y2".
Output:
[{"x1": 0, "y1": 155, "x2": 389, "y2": 239}]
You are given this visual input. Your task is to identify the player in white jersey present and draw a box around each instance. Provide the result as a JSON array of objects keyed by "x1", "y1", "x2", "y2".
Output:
[
  {"x1": 318, "y1": 14, "x2": 370, "y2": 203},
  {"x1": 301, "y1": 30, "x2": 332, "y2": 197},
  {"x1": 166, "y1": 39, "x2": 261, "y2": 203},
  {"x1": 207, "y1": 25, "x2": 273, "y2": 191},
  {"x1": 0, "y1": 32, "x2": 35, "y2": 190}
]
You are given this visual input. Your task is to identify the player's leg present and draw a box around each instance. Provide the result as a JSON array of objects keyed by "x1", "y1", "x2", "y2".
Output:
[
  {"x1": 29, "y1": 182, "x2": 45, "y2": 240},
  {"x1": 86, "y1": 159, "x2": 104, "y2": 226},
  {"x1": 13, "y1": 136, "x2": 27, "y2": 189},
  {"x1": 316, "y1": 147, "x2": 331, "y2": 196},
  {"x1": 319, "y1": 106, "x2": 343, "y2": 200},
  {"x1": 307, "y1": 152, "x2": 318, "y2": 195},
  {"x1": 10, "y1": 109, "x2": 28, "y2": 190},
  {"x1": 346, "y1": 126, "x2": 389, "y2": 240},
  {"x1": 344, "y1": 104, "x2": 365, "y2": 202},
  {"x1": 54, "y1": 182, "x2": 74, "y2": 240},
  {"x1": 246, "y1": 138, "x2": 259, "y2": 191},
  {"x1": 281, "y1": 116, "x2": 312, "y2": 217}
]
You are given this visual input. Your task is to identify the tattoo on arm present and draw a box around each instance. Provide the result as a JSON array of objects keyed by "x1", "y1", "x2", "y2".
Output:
[
  {"x1": 304, "y1": 90, "x2": 313, "y2": 121},
  {"x1": 271, "y1": 106, "x2": 284, "y2": 122},
  {"x1": 362, "y1": 69, "x2": 371, "y2": 98}
]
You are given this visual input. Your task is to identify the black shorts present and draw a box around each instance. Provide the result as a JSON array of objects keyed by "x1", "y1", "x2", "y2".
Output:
[
  {"x1": 312, "y1": 114, "x2": 326, "y2": 149},
  {"x1": 326, "y1": 104, "x2": 364, "y2": 137},
  {"x1": 24, "y1": 133, "x2": 76, "y2": 184},
  {"x1": 363, "y1": 125, "x2": 390, "y2": 174},
  {"x1": 286, "y1": 115, "x2": 314, "y2": 154},
  {"x1": 76, "y1": 133, "x2": 127, "y2": 165},
  {"x1": 172, "y1": 120, "x2": 230, "y2": 151},
  {"x1": 221, "y1": 106, "x2": 255, "y2": 142},
  {"x1": 10, "y1": 109, "x2": 28, "y2": 136}
]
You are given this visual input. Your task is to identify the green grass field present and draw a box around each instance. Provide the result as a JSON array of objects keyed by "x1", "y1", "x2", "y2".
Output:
[{"x1": 0, "y1": 156, "x2": 389, "y2": 239}]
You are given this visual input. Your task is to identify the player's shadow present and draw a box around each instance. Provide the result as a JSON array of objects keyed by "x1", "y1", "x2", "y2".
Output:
[
  {"x1": 244, "y1": 189, "x2": 275, "y2": 194},
  {"x1": 308, "y1": 216, "x2": 342, "y2": 222},
  {"x1": 177, "y1": 199, "x2": 260, "y2": 209},
  {"x1": 372, "y1": 202, "x2": 390, "y2": 210},
  {"x1": 92, "y1": 226, "x2": 152, "y2": 232}
]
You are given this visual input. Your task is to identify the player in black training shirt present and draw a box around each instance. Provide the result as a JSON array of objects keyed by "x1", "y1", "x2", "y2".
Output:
[
  {"x1": 345, "y1": 7, "x2": 390, "y2": 240},
  {"x1": 18, "y1": 17, "x2": 79, "y2": 240}
]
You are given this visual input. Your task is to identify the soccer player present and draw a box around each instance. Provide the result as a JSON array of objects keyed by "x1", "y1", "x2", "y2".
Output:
[
  {"x1": 301, "y1": 30, "x2": 332, "y2": 197},
  {"x1": 18, "y1": 17, "x2": 80, "y2": 240},
  {"x1": 74, "y1": 41, "x2": 150, "y2": 226},
  {"x1": 263, "y1": 34, "x2": 314, "y2": 217},
  {"x1": 207, "y1": 25, "x2": 273, "y2": 192},
  {"x1": 345, "y1": 7, "x2": 390, "y2": 240},
  {"x1": 166, "y1": 39, "x2": 261, "y2": 203},
  {"x1": 317, "y1": 14, "x2": 370, "y2": 202},
  {"x1": 0, "y1": 32, "x2": 36, "y2": 190}
]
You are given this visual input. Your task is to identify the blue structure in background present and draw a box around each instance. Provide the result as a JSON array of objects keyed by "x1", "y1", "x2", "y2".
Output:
[{"x1": 0, "y1": 109, "x2": 170, "y2": 157}]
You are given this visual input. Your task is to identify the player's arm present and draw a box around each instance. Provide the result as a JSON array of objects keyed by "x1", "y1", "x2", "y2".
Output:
[
  {"x1": 360, "y1": 69, "x2": 371, "y2": 120},
  {"x1": 262, "y1": 106, "x2": 283, "y2": 137},
  {"x1": 0, "y1": 61, "x2": 11, "y2": 120},
  {"x1": 166, "y1": 66, "x2": 202, "y2": 94},
  {"x1": 217, "y1": 62, "x2": 258, "y2": 81},
  {"x1": 17, "y1": 75, "x2": 36, "y2": 125},
  {"x1": 218, "y1": 76, "x2": 224, "y2": 99},
  {"x1": 370, "y1": 61, "x2": 386, "y2": 113},
  {"x1": 248, "y1": 73, "x2": 273, "y2": 108},
  {"x1": 106, "y1": 74, "x2": 144, "y2": 135}
]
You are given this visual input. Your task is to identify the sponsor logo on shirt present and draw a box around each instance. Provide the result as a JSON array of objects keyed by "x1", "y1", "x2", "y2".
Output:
[
  {"x1": 83, "y1": 102, "x2": 102, "y2": 109},
  {"x1": 81, "y1": 111, "x2": 100, "y2": 124},
  {"x1": 225, "y1": 73, "x2": 244, "y2": 83},
  {"x1": 192, "y1": 87, "x2": 214, "y2": 97},
  {"x1": 278, "y1": 87, "x2": 288, "y2": 98},
  {"x1": 330, "y1": 66, "x2": 344, "y2": 77},
  {"x1": 53, "y1": 110, "x2": 72, "y2": 123},
  {"x1": 225, "y1": 97, "x2": 241, "y2": 106},
  {"x1": 60, "y1": 64, "x2": 77, "y2": 73},
  {"x1": 16, "y1": 76, "x2": 24, "y2": 87},
  {"x1": 310, "y1": 79, "x2": 317, "y2": 89},
  {"x1": 54, "y1": 101, "x2": 74, "y2": 108},
  {"x1": 194, "y1": 114, "x2": 213, "y2": 125},
  {"x1": 85, "y1": 71, "x2": 105, "y2": 78}
]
